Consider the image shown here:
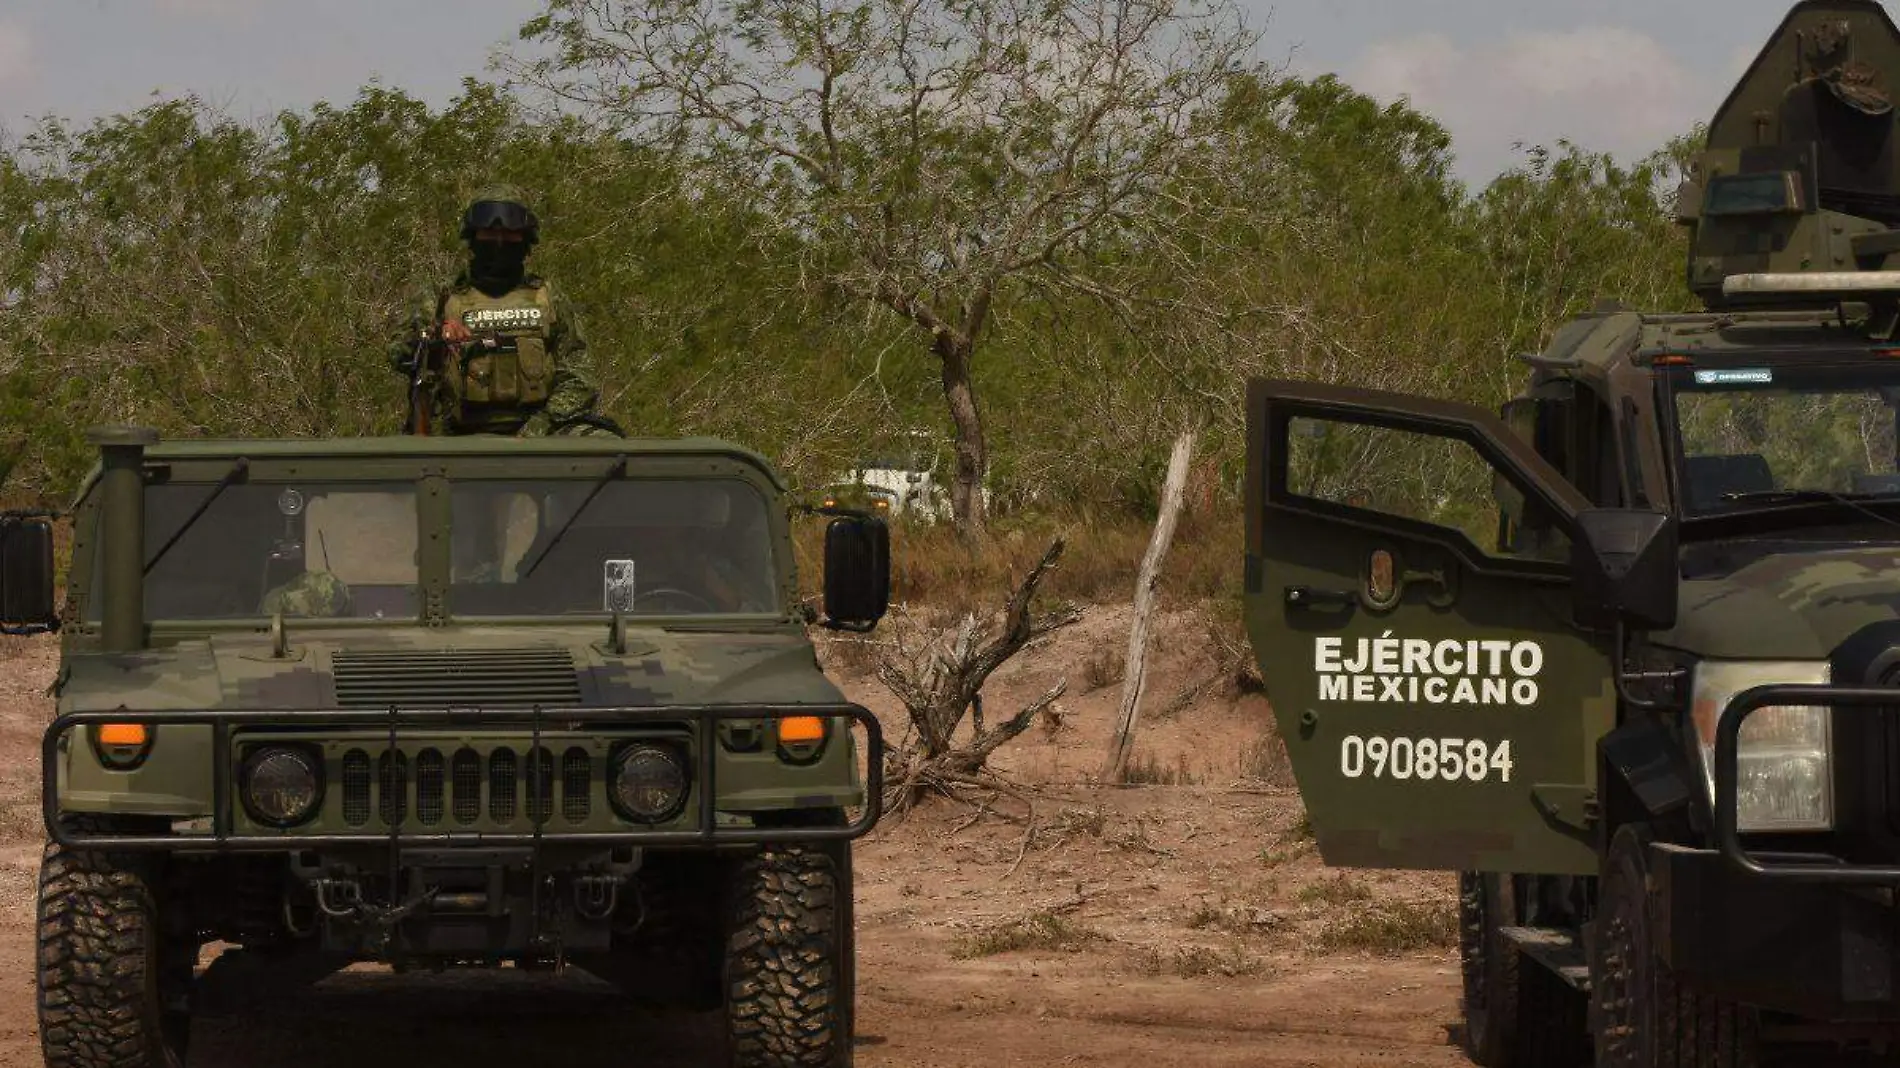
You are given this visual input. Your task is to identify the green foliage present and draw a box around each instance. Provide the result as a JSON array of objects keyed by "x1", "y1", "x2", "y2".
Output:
[{"x1": 0, "y1": 53, "x2": 1700, "y2": 520}]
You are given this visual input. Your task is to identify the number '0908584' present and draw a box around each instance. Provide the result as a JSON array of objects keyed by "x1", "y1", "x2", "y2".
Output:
[{"x1": 1339, "y1": 736, "x2": 1513, "y2": 783}]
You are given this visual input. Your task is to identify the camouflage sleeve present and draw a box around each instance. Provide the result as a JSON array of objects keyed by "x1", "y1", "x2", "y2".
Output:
[{"x1": 524, "y1": 288, "x2": 603, "y2": 435}]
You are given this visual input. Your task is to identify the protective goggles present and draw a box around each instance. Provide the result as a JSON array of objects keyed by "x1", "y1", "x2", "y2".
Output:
[{"x1": 461, "y1": 200, "x2": 539, "y2": 240}]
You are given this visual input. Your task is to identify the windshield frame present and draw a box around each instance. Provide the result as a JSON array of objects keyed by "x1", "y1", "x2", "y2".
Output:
[
  {"x1": 68, "y1": 451, "x2": 795, "y2": 632},
  {"x1": 1660, "y1": 353, "x2": 1900, "y2": 535}
]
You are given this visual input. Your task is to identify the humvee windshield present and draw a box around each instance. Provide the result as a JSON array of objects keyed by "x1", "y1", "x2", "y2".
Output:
[
  {"x1": 448, "y1": 479, "x2": 779, "y2": 616},
  {"x1": 1669, "y1": 362, "x2": 1900, "y2": 514},
  {"x1": 86, "y1": 475, "x2": 779, "y2": 621},
  {"x1": 109, "y1": 482, "x2": 421, "y2": 621}
]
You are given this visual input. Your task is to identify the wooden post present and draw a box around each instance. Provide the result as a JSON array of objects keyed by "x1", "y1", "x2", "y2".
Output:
[{"x1": 1102, "y1": 428, "x2": 1197, "y2": 783}]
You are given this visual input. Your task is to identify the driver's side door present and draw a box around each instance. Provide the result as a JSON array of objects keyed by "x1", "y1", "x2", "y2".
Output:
[{"x1": 1244, "y1": 379, "x2": 1613, "y2": 875}]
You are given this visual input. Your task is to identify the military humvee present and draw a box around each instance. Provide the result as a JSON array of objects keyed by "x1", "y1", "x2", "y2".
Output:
[
  {"x1": 1243, "y1": 2, "x2": 1900, "y2": 1065},
  {"x1": 0, "y1": 427, "x2": 889, "y2": 1067}
]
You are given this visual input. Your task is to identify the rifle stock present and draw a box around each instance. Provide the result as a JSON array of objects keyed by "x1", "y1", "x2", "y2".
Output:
[{"x1": 404, "y1": 333, "x2": 435, "y2": 436}]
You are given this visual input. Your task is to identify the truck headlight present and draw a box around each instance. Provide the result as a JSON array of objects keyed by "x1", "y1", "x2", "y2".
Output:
[
  {"x1": 610, "y1": 743, "x2": 689, "y2": 823},
  {"x1": 240, "y1": 746, "x2": 324, "y2": 827},
  {"x1": 1692, "y1": 661, "x2": 1832, "y2": 832}
]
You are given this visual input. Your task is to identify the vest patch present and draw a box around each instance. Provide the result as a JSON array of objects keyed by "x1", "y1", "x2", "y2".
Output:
[{"x1": 462, "y1": 306, "x2": 545, "y2": 331}]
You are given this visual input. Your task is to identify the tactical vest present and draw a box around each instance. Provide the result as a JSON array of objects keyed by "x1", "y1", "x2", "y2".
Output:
[{"x1": 437, "y1": 279, "x2": 556, "y2": 426}]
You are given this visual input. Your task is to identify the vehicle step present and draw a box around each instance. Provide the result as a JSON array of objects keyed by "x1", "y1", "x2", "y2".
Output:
[{"x1": 1499, "y1": 925, "x2": 1592, "y2": 992}]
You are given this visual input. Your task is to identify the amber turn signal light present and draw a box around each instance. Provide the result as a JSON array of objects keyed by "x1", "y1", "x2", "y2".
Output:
[
  {"x1": 777, "y1": 716, "x2": 826, "y2": 744},
  {"x1": 97, "y1": 724, "x2": 149, "y2": 748}
]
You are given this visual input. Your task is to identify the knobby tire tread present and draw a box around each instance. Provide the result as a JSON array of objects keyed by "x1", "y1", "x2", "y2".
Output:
[
  {"x1": 36, "y1": 816, "x2": 183, "y2": 1068},
  {"x1": 727, "y1": 844, "x2": 844, "y2": 1068}
]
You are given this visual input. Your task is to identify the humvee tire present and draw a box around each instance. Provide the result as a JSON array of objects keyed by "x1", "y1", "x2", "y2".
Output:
[
  {"x1": 1591, "y1": 825, "x2": 1759, "y2": 1068},
  {"x1": 1460, "y1": 871, "x2": 1588, "y2": 1067},
  {"x1": 37, "y1": 816, "x2": 193, "y2": 1068},
  {"x1": 726, "y1": 841, "x2": 852, "y2": 1067}
]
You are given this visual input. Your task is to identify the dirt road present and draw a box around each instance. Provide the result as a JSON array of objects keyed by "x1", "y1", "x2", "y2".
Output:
[{"x1": 0, "y1": 611, "x2": 1479, "y2": 1067}]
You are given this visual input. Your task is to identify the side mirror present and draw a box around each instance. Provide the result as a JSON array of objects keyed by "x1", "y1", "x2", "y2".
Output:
[
  {"x1": 822, "y1": 515, "x2": 890, "y2": 631},
  {"x1": 0, "y1": 513, "x2": 58, "y2": 634},
  {"x1": 1571, "y1": 508, "x2": 1677, "y2": 631}
]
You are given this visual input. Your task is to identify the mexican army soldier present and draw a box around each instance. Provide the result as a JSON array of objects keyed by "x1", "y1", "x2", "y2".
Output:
[{"x1": 392, "y1": 185, "x2": 622, "y2": 438}]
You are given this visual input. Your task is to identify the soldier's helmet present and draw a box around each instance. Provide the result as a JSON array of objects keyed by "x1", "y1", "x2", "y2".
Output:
[{"x1": 460, "y1": 184, "x2": 539, "y2": 246}]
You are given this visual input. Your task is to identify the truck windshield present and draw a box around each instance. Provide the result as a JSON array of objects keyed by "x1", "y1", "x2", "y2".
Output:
[
  {"x1": 90, "y1": 482, "x2": 421, "y2": 621},
  {"x1": 448, "y1": 478, "x2": 780, "y2": 616},
  {"x1": 1670, "y1": 363, "x2": 1900, "y2": 515}
]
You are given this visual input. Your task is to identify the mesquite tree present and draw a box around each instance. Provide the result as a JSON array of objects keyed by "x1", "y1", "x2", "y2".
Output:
[
  {"x1": 506, "y1": 0, "x2": 1259, "y2": 540},
  {"x1": 875, "y1": 539, "x2": 1080, "y2": 811}
]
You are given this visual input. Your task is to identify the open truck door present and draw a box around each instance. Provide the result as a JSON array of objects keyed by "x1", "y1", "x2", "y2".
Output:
[{"x1": 1244, "y1": 379, "x2": 1615, "y2": 875}]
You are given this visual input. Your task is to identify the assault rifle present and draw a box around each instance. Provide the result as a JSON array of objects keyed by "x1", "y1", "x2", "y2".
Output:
[{"x1": 400, "y1": 303, "x2": 496, "y2": 436}]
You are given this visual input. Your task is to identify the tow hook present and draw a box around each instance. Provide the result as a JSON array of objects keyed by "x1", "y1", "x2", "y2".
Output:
[
  {"x1": 313, "y1": 878, "x2": 364, "y2": 919},
  {"x1": 314, "y1": 877, "x2": 439, "y2": 935},
  {"x1": 574, "y1": 874, "x2": 620, "y2": 921}
]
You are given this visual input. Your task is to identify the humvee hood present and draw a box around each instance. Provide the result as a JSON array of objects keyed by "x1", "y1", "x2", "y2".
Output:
[
  {"x1": 1663, "y1": 546, "x2": 1900, "y2": 660},
  {"x1": 57, "y1": 625, "x2": 846, "y2": 712}
]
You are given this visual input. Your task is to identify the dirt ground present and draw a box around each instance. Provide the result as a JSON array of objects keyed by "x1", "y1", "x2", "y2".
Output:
[{"x1": 0, "y1": 606, "x2": 1481, "y2": 1067}]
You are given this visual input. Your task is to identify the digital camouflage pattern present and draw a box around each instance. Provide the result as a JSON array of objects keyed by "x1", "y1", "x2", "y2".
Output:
[
  {"x1": 1669, "y1": 546, "x2": 1900, "y2": 660},
  {"x1": 390, "y1": 278, "x2": 614, "y2": 437},
  {"x1": 50, "y1": 432, "x2": 864, "y2": 823},
  {"x1": 258, "y1": 570, "x2": 353, "y2": 618}
]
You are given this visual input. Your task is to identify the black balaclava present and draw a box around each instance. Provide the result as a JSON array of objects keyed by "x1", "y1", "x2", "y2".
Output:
[{"x1": 469, "y1": 238, "x2": 528, "y2": 296}]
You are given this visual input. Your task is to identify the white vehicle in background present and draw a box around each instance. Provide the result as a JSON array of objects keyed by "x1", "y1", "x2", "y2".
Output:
[{"x1": 822, "y1": 430, "x2": 983, "y2": 523}]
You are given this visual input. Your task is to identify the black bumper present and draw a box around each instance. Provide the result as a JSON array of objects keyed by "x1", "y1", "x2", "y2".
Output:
[
  {"x1": 43, "y1": 703, "x2": 884, "y2": 852},
  {"x1": 1653, "y1": 684, "x2": 1900, "y2": 1018},
  {"x1": 1650, "y1": 841, "x2": 1900, "y2": 1018}
]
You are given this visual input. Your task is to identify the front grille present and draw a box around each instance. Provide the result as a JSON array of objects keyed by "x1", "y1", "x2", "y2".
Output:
[
  {"x1": 415, "y1": 749, "x2": 445, "y2": 825},
  {"x1": 330, "y1": 648, "x2": 583, "y2": 708},
  {"x1": 491, "y1": 749, "x2": 518, "y2": 822},
  {"x1": 342, "y1": 751, "x2": 372, "y2": 826},
  {"x1": 338, "y1": 743, "x2": 594, "y2": 829},
  {"x1": 452, "y1": 748, "x2": 481, "y2": 825},
  {"x1": 563, "y1": 748, "x2": 591, "y2": 822}
]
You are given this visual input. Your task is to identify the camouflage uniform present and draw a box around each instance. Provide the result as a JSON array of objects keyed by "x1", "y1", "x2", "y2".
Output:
[
  {"x1": 259, "y1": 571, "x2": 353, "y2": 618},
  {"x1": 391, "y1": 185, "x2": 622, "y2": 439}
]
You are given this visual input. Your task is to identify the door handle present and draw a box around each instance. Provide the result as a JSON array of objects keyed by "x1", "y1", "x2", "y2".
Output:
[{"x1": 1285, "y1": 586, "x2": 1355, "y2": 609}]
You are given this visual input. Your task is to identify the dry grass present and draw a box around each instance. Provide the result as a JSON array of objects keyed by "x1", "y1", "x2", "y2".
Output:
[
  {"x1": 1297, "y1": 874, "x2": 1372, "y2": 907},
  {"x1": 1080, "y1": 646, "x2": 1125, "y2": 692},
  {"x1": 1315, "y1": 900, "x2": 1458, "y2": 956},
  {"x1": 952, "y1": 910, "x2": 1103, "y2": 959},
  {"x1": 1121, "y1": 751, "x2": 1197, "y2": 786},
  {"x1": 1184, "y1": 898, "x2": 1287, "y2": 936},
  {"x1": 1131, "y1": 941, "x2": 1269, "y2": 979},
  {"x1": 1239, "y1": 733, "x2": 1295, "y2": 787},
  {"x1": 1259, "y1": 812, "x2": 1315, "y2": 867},
  {"x1": 789, "y1": 507, "x2": 1244, "y2": 615}
]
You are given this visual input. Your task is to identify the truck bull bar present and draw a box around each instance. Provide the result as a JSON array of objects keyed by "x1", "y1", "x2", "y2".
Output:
[
  {"x1": 43, "y1": 703, "x2": 884, "y2": 853},
  {"x1": 1715, "y1": 683, "x2": 1896, "y2": 884}
]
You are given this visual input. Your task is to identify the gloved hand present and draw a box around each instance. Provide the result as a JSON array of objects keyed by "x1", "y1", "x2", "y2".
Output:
[{"x1": 440, "y1": 318, "x2": 473, "y2": 346}]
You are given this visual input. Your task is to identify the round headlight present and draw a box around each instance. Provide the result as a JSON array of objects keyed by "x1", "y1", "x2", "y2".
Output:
[
  {"x1": 241, "y1": 746, "x2": 323, "y2": 827},
  {"x1": 611, "y1": 745, "x2": 688, "y2": 823}
]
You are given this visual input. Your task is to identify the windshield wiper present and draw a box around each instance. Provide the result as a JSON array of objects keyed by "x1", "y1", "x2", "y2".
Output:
[
  {"x1": 1718, "y1": 488, "x2": 1878, "y2": 503},
  {"x1": 143, "y1": 458, "x2": 249, "y2": 574},
  {"x1": 1717, "y1": 487, "x2": 1900, "y2": 532},
  {"x1": 518, "y1": 454, "x2": 626, "y2": 580}
]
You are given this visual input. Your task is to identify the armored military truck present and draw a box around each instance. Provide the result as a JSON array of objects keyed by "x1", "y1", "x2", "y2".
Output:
[
  {"x1": 1243, "y1": 2, "x2": 1900, "y2": 1065},
  {"x1": 0, "y1": 427, "x2": 889, "y2": 1067}
]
